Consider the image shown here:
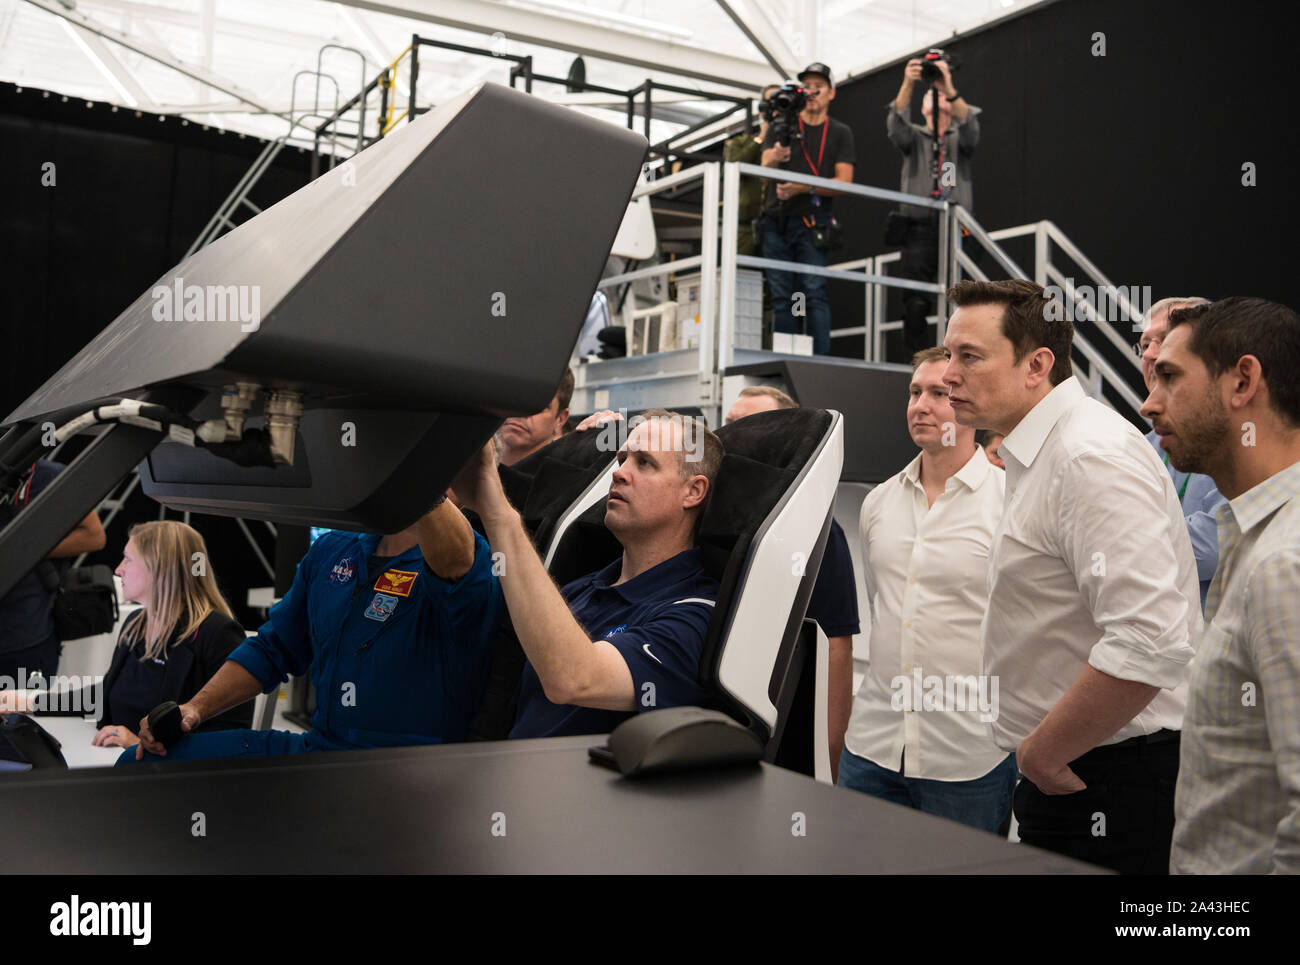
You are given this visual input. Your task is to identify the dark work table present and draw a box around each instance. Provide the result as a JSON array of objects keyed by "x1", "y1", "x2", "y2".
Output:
[{"x1": 0, "y1": 736, "x2": 1104, "y2": 873}]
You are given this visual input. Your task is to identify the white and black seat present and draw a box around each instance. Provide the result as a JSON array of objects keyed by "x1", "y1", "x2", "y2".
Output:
[{"x1": 493, "y1": 406, "x2": 844, "y2": 764}]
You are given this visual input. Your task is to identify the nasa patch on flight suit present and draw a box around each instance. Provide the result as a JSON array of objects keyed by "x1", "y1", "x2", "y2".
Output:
[
  {"x1": 329, "y1": 557, "x2": 356, "y2": 584},
  {"x1": 364, "y1": 592, "x2": 400, "y2": 622},
  {"x1": 373, "y1": 568, "x2": 419, "y2": 597}
]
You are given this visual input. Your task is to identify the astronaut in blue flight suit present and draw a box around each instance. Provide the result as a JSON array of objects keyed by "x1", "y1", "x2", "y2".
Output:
[{"x1": 123, "y1": 493, "x2": 502, "y2": 762}]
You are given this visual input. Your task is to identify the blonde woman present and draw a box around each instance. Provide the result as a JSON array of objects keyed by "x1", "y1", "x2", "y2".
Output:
[{"x1": 84, "y1": 521, "x2": 252, "y2": 748}]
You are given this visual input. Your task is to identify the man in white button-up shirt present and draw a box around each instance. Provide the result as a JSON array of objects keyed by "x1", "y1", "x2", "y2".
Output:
[
  {"x1": 839, "y1": 347, "x2": 1016, "y2": 833},
  {"x1": 1142, "y1": 297, "x2": 1300, "y2": 874},
  {"x1": 943, "y1": 279, "x2": 1200, "y2": 874}
]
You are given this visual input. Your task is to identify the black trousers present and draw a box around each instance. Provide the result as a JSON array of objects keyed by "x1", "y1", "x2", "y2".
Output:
[
  {"x1": 896, "y1": 216, "x2": 940, "y2": 358},
  {"x1": 1014, "y1": 730, "x2": 1180, "y2": 875}
]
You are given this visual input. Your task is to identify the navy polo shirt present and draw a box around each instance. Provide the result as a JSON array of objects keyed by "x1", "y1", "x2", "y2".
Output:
[
  {"x1": 806, "y1": 519, "x2": 860, "y2": 638},
  {"x1": 509, "y1": 548, "x2": 719, "y2": 739}
]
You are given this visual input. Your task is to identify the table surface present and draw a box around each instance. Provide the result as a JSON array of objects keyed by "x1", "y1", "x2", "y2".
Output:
[
  {"x1": 35, "y1": 716, "x2": 122, "y2": 768},
  {"x1": 0, "y1": 735, "x2": 1103, "y2": 874}
]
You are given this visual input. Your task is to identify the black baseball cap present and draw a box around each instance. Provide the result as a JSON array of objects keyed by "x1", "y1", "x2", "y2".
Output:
[{"x1": 798, "y1": 63, "x2": 834, "y2": 86}]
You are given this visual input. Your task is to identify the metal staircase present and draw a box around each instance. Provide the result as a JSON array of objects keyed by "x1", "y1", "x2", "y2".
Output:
[
  {"x1": 186, "y1": 44, "x2": 369, "y2": 257},
  {"x1": 575, "y1": 161, "x2": 1149, "y2": 430}
]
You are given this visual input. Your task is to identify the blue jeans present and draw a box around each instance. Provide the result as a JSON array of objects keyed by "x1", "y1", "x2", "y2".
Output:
[
  {"x1": 761, "y1": 213, "x2": 831, "y2": 355},
  {"x1": 838, "y1": 747, "x2": 1018, "y2": 834},
  {"x1": 116, "y1": 728, "x2": 323, "y2": 765}
]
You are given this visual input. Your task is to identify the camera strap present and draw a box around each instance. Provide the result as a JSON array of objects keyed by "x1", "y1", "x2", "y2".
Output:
[{"x1": 798, "y1": 117, "x2": 829, "y2": 176}]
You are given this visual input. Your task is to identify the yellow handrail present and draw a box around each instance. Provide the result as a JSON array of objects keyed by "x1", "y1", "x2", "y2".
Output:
[{"x1": 380, "y1": 43, "x2": 414, "y2": 135}]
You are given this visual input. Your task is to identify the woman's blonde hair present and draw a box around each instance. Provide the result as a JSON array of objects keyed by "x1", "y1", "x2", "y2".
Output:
[{"x1": 121, "y1": 520, "x2": 234, "y2": 661}]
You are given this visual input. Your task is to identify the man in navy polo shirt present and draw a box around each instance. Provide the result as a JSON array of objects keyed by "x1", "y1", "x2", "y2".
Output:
[
  {"x1": 453, "y1": 409, "x2": 725, "y2": 738},
  {"x1": 127, "y1": 491, "x2": 502, "y2": 761}
]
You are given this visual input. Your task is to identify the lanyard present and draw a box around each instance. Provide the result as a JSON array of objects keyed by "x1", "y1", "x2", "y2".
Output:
[
  {"x1": 931, "y1": 137, "x2": 948, "y2": 199},
  {"x1": 1162, "y1": 450, "x2": 1192, "y2": 502},
  {"x1": 798, "y1": 117, "x2": 829, "y2": 176}
]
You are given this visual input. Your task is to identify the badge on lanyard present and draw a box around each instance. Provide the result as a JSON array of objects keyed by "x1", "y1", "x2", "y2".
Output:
[{"x1": 364, "y1": 593, "x2": 399, "y2": 622}]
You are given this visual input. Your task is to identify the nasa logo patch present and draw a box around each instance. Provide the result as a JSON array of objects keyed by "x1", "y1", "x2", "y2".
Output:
[{"x1": 329, "y1": 558, "x2": 356, "y2": 584}]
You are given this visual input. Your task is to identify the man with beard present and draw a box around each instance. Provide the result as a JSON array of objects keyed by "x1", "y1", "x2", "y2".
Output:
[
  {"x1": 1138, "y1": 297, "x2": 1227, "y2": 610},
  {"x1": 1141, "y1": 297, "x2": 1300, "y2": 874}
]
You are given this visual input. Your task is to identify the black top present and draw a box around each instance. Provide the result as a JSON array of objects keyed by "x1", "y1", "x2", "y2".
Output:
[
  {"x1": 40, "y1": 609, "x2": 254, "y2": 732},
  {"x1": 806, "y1": 519, "x2": 861, "y2": 638},
  {"x1": 762, "y1": 115, "x2": 856, "y2": 218},
  {"x1": 108, "y1": 639, "x2": 167, "y2": 729}
]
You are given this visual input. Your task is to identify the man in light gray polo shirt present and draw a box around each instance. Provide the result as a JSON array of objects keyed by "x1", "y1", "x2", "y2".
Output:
[
  {"x1": 943, "y1": 278, "x2": 1200, "y2": 874},
  {"x1": 1142, "y1": 297, "x2": 1300, "y2": 874}
]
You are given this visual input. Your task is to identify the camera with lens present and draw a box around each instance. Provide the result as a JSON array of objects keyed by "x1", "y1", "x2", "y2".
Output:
[
  {"x1": 759, "y1": 83, "x2": 807, "y2": 146},
  {"x1": 919, "y1": 48, "x2": 952, "y2": 84}
]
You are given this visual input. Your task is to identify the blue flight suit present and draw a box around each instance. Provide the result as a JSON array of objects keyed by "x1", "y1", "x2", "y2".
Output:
[{"x1": 118, "y1": 529, "x2": 502, "y2": 763}]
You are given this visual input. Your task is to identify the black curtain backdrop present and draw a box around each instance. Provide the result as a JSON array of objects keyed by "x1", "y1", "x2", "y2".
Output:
[
  {"x1": 0, "y1": 82, "x2": 313, "y2": 629},
  {"x1": 812, "y1": 0, "x2": 1292, "y2": 361},
  {"x1": 0, "y1": 0, "x2": 1293, "y2": 622}
]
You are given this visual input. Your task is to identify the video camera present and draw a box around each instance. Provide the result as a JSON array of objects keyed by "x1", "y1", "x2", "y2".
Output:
[{"x1": 759, "y1": 83, "x2": 807, "y2": 146}]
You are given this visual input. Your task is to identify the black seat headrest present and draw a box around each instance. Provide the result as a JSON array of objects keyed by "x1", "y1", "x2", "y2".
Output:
[
  {"x1": 493, "y1": 428, "x2": 615, "y2": 550},
  {"x1": 697, "y1": 407, "x2": 834, "y2": 579}
]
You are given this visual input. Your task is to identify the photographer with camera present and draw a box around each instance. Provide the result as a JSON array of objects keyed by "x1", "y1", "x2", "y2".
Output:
[
  {"x1": 759, "y1": 63, "x2": 856, "y2": 356},
  {"x1": 725, "y1": 84, "x2": 781, "y2": 257},
  {"x1": 886, "y1": 50, "x2": 981, "y2": 358}
]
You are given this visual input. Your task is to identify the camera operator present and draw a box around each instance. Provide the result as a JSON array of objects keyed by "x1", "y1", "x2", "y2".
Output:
[
  {"x1": 759, "y1": 63, "x2": 856, "y2": 356},
  {"x1": 725, "y1": 84, "x2": 781, "y2": 257},
  {"x1": 887, "y1": 51, "x2": 981, "y2": 358}
]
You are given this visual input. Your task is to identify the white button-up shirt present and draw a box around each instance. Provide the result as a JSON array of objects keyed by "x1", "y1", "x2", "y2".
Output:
[
  {"x1": 1171, "y1": 459, "x2": 1300, "y2": 875},
  {"x1": 984, "y1": 377, "x2": 1200, "y2": 751},
  {"x1": 846, "y1": 446, "x2": 1009, "y2": 781}
]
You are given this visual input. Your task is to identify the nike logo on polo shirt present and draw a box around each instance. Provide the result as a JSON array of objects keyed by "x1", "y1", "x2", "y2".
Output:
[
  {"x1": 642, "y1": 644, "x2": 662, "y2": 664},
  {"x1": 672, "y1": 598, "x2": 715, "y2": 606}
]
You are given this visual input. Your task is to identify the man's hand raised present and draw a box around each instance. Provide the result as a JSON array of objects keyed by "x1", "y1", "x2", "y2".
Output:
[
  {"x1": 574, "y1": 410, "x2": 622, "y2": 432},
  {"x1": 452, "y1": 436, "x2": 512, "y2": 522}
]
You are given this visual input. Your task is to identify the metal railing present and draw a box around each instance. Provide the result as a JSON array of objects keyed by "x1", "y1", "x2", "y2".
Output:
[
  {"x1": 950, "y1": 212, "x2": 1147, "y2": 416},
  {"x1": 590, "y1": 160, "x2": 1147, "y2": 425},
  {"x1": 187, "y1": 44, "x2": 368, "y2": 256},
  {"x1": 579, "y1": 162, "x2": 948, "y2": 420},
  {"x1": 710, "y1": 163, "x2": 1147, "y2": 421}
]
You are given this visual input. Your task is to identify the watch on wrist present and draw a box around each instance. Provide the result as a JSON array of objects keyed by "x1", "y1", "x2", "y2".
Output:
[{"x1": 948, "y1": 89, "x2": 961, "y2": 101}]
